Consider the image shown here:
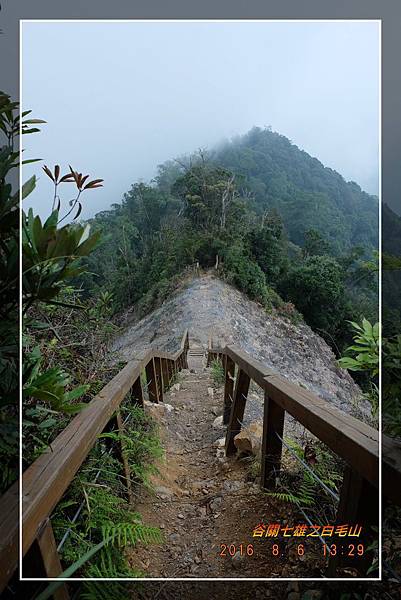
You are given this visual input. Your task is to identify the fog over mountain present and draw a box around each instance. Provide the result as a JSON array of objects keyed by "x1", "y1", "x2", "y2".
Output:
[{"x1": 21, "y1": 20, "x2": 379, "y2": 220}]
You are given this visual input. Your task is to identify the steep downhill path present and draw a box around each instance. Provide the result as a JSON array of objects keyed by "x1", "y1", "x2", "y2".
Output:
[{"x1": 127, "y1": 345, "x2": 324, "y2": 578}]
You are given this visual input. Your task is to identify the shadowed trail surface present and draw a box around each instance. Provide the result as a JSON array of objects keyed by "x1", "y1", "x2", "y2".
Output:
[{"x1": 127, "y1": 346, "x2": 324, "y2": 578}]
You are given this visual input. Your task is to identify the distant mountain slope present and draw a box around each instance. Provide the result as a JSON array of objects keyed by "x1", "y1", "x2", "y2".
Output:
[{"x1": 211, "y1": 127, "x2": 378, "y2": 253}]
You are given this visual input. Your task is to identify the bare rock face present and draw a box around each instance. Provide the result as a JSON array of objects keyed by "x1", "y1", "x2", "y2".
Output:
[
  {"x1": 234, "y1": 421, "x2": 263, "y2": 457},
  {"x1": 112, "y1": 274, "x2": 367, "y2": 420}
]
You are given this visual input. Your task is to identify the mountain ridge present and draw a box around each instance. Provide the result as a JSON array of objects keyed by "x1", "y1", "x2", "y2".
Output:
[{"x1": 208, "y1": 126, "x2": 378, "y2": 253}]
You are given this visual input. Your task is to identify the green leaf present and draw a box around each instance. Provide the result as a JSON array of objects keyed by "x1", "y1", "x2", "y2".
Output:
[
  {"x1": 22, "y1": 175, "x2": 36, "y2": 200},
  {"x1": 59, "y1": 402, "x2": 87, "y2": 414},
  {"x1": 75, "y1": 230, "x2": 101, "y2": 257},
  {"x1": 22, "y1": 127, "x2": 41, "y2": 134},
  {"x1": 22, "y1": 158, "x2": 43, "y2": 165},
  {"x1": 22, "y1": 118, "x2": 47, "y2": 124},
  {"x1": 64, "y1": 385, "x2": 90, "y2": 402}
]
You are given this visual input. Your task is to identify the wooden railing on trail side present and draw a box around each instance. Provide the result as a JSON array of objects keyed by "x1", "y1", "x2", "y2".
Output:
[
  {"x1": 207, "y1": 339, "x2": 387, "y2": 577},
  {"x1": 0, "y1": 330, "x2": 189, "y2": 596}
]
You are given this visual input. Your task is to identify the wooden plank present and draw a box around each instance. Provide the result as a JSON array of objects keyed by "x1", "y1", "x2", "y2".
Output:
[
  {"x1": 226, "y1": 345, "x2": 275, "y2": 388},
  {"x1": 154, "y1": 356, "x2": 164, "y2": 402},
  {"x1": 225, "y1": 369, "x2": 250, "y2": 456},
  {"x1": 260, "y1": 391, "x2": 285, "y2": 490},
  {"x1": 223, "y1": 355, "x2": 235, "y2": 425},
  {"x1": 23, "y1": 520, "x2": 70, "y2": 599},
  {"x1": 145, "y1": 358, "x2": 159, "y2": 403},
  {"x1": 116, "y1": 411, "x2": 134, "y2": 504},
  {"x1": 131, "y1": 375, "x2": 143, "y2": 407},
  {"x1": 327, "y1": 465, "x2": 379, "y2": 576},
  {"x1": 0, "y1": 481, "x2": 19, "y2": 594},
  {"x1": 264, "y1": 375, "x2": 379, "y2": 488}
]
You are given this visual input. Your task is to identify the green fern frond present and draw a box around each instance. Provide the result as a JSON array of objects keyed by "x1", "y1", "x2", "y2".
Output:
[
  {"x1": 101, "y1": 521, "x2": 162, "y2": 547},
  {"x1": 267, "y1": 491, "x2": 300, "y2": 504},
  {"x1": 81, "y1": 580, "x2": 139, "y2": 599}
]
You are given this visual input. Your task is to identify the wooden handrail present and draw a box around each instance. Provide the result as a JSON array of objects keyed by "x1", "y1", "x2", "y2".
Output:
[
  {"x1": 22, "y1": 355, "x2": 147, "y2": 555},
  {"x1": 2, "y1": 330, "x2": 395, "y2": 584},
  {"x1": 208, "y1": 340, "x2": 384, "y2": 576},
  {"x1": 210, "y1": 342, "x2": 379, "y2": 486},
  {"x1": 0, "y1": 330, "x2": 189, "y2": 593}
]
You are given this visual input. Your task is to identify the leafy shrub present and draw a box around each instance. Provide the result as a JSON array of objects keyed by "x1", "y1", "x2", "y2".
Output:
[
  {"x1": 338, "y1": 319, "x2": 379, "y2": 376},
  {"x1": 265, "y1": 286, "x2": 285, "y2": 309},
  {"x1": 338, "y1": 319, "x2": 379, "y2": 419},
  {"x1": 222, "y1": 245, "x2": 269, "y2": 305},
  {"x1": 280, "y1": 255, "x2": 346, "y2": 333},
  {"x1": 210, "y1": 358, "x2": 224, "y2": 385}
]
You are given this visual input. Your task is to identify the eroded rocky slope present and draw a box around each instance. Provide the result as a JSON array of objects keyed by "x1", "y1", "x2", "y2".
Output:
[{"x1": 111, "y1": 274, "x2": 365, "y2": 418}]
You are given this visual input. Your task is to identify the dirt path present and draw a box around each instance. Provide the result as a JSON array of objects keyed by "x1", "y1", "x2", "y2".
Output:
[{"x1": 127, "y1": 346, "x2": 324, "y2": 578}]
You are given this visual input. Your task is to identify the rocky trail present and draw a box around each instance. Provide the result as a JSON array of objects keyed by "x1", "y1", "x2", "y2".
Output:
[{"x1": 127, "y1": 346, "x2": 325, "y2": 579}]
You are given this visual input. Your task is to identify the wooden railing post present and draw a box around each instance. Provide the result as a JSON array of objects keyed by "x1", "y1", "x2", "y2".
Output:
[
  {"x1": 154, "y1": 357, "x2": 164, "y2": 402},
  {"x1": 260, "y1": 391, "x2": 285, "y2": 490},
  {"x1": 327, "y1": 465, "x2": 379, "y2": 576},
  {"x1": 131, "y1": 375, "x2": 143, "y2": 407},
  {"x1": 145, "y1": 358, "x2": 159, "y2": 403},
  {"x1": 207, "y1": 334, "x2": 212, "y2": 367},
  {"x1": 23, "y1": 519, "x2": 70, "y2": 599},
  {"x1": 161, "y1": 358, "x2": 169, "y2": 391},
  {"x1": 184, "y1": 333, "x2": 189, "y2": 368},
  {"x1": 168, "y1": 359, "x2": 174, "y2": 382},
  {"x1": 223, "y1": 355, "x2": 235, "y2": 425},
  {"x1": 225, "y1": 368, "x2": 250, "y2": 456}
]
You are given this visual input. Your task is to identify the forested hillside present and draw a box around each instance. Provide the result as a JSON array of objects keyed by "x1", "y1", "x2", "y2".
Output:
[
  {"x1": 78, "y1": 127, "x2": 378, "y2": 355},
  {"x1": 212, "y1": 127, "x2": 378, "y2": 252}
]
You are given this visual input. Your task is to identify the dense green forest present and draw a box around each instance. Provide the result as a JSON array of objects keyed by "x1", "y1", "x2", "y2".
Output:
[
  {"x1": 78, "y1": 126, "x2": 379, "y2": 355},
  {"x1": 213, "y1": 127, "x2": 378, "y2": 252}
]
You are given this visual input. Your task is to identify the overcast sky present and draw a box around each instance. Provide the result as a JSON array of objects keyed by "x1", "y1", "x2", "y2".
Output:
[{"x1": 22, "y1": 20, "x2": 380, "y2": 220}]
